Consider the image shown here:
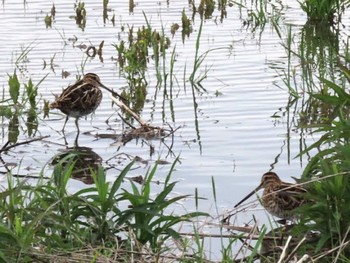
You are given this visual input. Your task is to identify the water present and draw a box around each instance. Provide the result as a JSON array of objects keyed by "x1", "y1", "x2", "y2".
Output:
[{"x1": 0, "y1": 0, "x2": 343, "y2": 258}]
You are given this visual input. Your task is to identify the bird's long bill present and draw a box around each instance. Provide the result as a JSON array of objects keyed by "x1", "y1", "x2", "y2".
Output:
[
  {"x1": 234, "y1": 183, "x2": 262, "y2": 208},
  {"x1": 98, "y1": 82, "x2": 114, "y2": 94},
  {"x1": 98, "y1": 82, "x2": 126, "y2": 102}
]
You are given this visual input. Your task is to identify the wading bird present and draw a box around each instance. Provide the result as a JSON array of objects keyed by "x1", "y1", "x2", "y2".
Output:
[
  {"x1": 234, "y1": 172, "x2": 307, "y2": 220},
  {"x1": 50, "y1": 73, "x2": 123, "y2": 133}
]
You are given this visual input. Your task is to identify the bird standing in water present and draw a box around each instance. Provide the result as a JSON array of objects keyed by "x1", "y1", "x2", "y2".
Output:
[
  {"x1": 50, "y1": 73, "x2": 123, "y2": 133},
  {"x1": 234, "y1": 172, "x2": 307, "y2": 221}
]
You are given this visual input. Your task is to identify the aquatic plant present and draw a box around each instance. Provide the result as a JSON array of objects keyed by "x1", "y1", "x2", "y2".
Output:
[
  {"x1": 1, "y1": 70, "x2": 46, "y2": 141},
  {"x1": 170, "y1": 23, "x2": 180, "y2": 36},
  {"x1": 112, "y1": 19, "x2": 174, "y2": 116},
  {"x1": 44, "y1": 4, "x2": 55, "y2": 28},
  {"x1": 181, "y1": 8, "x2": 193, "y2": 41},
  {"x1": 198, "y1": 0, "x2": 215, "y2": 19},
  {"x1": 44, "y1": 14, "x2": 52, "y2": 28},
  {"x1": 298, "y1": 0, "x2": 350, "y2": 24},
  {"x1": 74, "y1": 0, "x2": 86, "y2": 30},
  {"x1": 8, "y1": 71, "x2": 20, "y2": 105},
  {"x1": 279, "y1": 64, "x2": 350, "y2": 260}
]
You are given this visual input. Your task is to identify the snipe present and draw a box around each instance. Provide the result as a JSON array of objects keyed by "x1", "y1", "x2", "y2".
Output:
[
  {"x1": 50, "y1": 73, "x2": 121, "y2": 133},
  {"x1": 234, "y1": 172, "x2": 307, "y2": 220}
]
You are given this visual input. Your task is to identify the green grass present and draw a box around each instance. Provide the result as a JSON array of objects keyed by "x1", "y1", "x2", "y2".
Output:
[
  {"x1": 262, "y1": 0, "x2": 350, "y2": 257},
  {"x1": 0, "y1": 157, "x2": 212, "y2": 262},
  {"x1": 3, "y1": 1, "x2": 350, "y2": 261},
  {"x1": 276, "y1": 33, "x2": 350, "y2": 262},
  {"x1": 298, "y1": 0, "x2": 350, "y2": 24}
]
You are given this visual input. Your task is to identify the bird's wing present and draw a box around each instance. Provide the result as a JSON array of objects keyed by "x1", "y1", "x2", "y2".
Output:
[{"x1": 276, "y1": 183, "x2": 306, "y2": 207}]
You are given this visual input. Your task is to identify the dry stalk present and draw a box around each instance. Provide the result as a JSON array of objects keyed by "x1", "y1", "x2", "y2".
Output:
[
  {"x1": 284, "y1": 235, "x2": 307, "y2": 262},
  {"x1": 277, "y1": 235, "x2": 292, "y2": 263},
  {"x1": 313, "y1": 241, "x2": 350, "y2": 261},
  {"x1": 333, "y1": 225, "x2": 350, "y2": 263},
  {"x1": 109, "y1": 94, "x2": 146, "y2": 126},
  {"x1": 296, "y1": 254, "x2": 312, "y2": 263}
]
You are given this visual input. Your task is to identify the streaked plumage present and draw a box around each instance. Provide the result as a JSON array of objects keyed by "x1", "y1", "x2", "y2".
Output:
[
  {"x1": 50, "y1": 73, "x2": 107, "y2": 132},
  {"x1": 234, "y1": 172, "x2": 307, "y2": 220}
]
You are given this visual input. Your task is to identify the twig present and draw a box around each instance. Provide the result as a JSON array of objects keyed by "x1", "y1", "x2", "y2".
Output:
[
  {"x1": 12, "y1": 174, "x2": 51, "y2": 180},
  {"x1": 0, "y1": 136, "x2": 50, "y2": 173},
  {"x1": 296, "y1": 254, "x2": 311, "y2": 263},
  {"x1": 161, "y1": 124, "x2": 182, "y2": 139},
  {"x1": 313, "y1": 241, "x2": 350, "y2": 261},
  {"x1": 118, "y1": 113, "x2": 136, "y2": 129},
  {"x1": 29, "y1": 247, "x2": 218, "y2": 263},
  {"x1": 284, "y1": 236, "x2": 307, "y2": 262},
  {"x1": 278, "y1": 235, "x2": 292, "y2": 263},
  {"x1": 0, "y1": 155, "x2": 10, "y2": 172},
  {"x1": 176, "y1": 229, "x2": 300, "y2": 241},
  {"x1": 0, "y1": 141, "x2": 10, "y2": 152},
  {"x1": 333, "y1": 226, "x2": 350, "y2": 263},
  {"x1": 0, "y1": 136, "x2": 50, "y2": 153},
  {"x1": 110, "y1": 94, "x2": 147, "y2": 126},
  {"x1": 109, "y1": 93, "x2": 179, "y2": 144},
  {"x1": 237, "y1": 222, "x2": 260, "y2": 261}
]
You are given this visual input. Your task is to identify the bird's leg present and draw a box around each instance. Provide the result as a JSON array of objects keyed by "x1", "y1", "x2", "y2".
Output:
[
  {"x1": 277, "y1": 219, "x2": 287, "y2": 225},
  {"x1": 62, "y1": 115, "x2": 69, "y2": 133},
  {"x1": 74, "y1": 132, "x2": 79, "y2": 148},
  {"x1": 63, "y1": 134, "x2": 68, "y2": 146},
  {"x1": 74, "y1": 117, "x2": 80, "y2": 147},
  {"x1": 75, "y1": 117, "x2": 80, "y2": 134}
]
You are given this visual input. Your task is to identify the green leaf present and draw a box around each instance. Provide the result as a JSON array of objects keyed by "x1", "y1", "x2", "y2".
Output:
[
  {"x1": 0, "y1": 106, "x2": 12, "y2": 118},
  {"x1": 109, "y1": 161, "x2": 134, "y2": 200},
  {"x1": 154, "y1": 182, "x2": 176, "y2": 203},
  {"x1": 320, "y1": 77, "x2": 350, "y2": 100},
  {"x1": 142, "y1": 163, "x2": 158, "y2": 200},
  {"x1": 8, "y1": 71, "x2": 20, "y2": 104},
  {"x1": 24, "y1": 78, "x2": 37, "y2": 108},
  {"x1": 311, "y1": 94, "x2": 341, "y2": 105},
  {"x1": 164, "y1": 156, "x2": 180, "y2": 186}
]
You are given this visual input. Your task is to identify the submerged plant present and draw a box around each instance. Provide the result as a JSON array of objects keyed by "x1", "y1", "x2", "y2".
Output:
[
  {"x1": 8, "y1": 114, "x2": 19, "y2": 143},
  {"x1": 44, "y1": 4, "x2": 55, "y2": 29},
  {"x1": 198, "y1": 0, "x2": 215, "y2": 19},
  {"x1": 181, "y1": 8, "x2": 193, "y2": 40},
  {"x1": 8, "y1": 71, "x2": 20, "y2": 105},
  {"x1": 188, "y1": 20, "x2": 223, "y2": 86},
  {"x1": 24, "y1": 78, "x2": 38, "y2": 109},
  {"x1": 44, "y1": 14, "x2": 53, "y2": 28},
  {"x1": 112, "y1": 20, "x2": 172, "y2": 115},
  {"x1": 170, "y1": 23, "x2": 180, "y2": 36},
  {"x1": 74, "y1": 1, "x2": 87, "y2": 30},
  {"x1": 2, "y1": 70, "x2": 46, "y2": 139}
]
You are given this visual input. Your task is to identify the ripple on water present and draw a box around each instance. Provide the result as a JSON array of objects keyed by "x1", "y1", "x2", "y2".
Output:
[{"x1": 0, "y1": 1, "x2": 316, "y2": 248}]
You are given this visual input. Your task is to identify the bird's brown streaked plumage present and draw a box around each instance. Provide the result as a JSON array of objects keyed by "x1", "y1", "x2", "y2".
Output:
[
  {"x1": 50, "y1": 73, "x2": 118, "y2": 132},
  {"x1": 234, "y1": 172, "x2": 307, "y2": 220}
]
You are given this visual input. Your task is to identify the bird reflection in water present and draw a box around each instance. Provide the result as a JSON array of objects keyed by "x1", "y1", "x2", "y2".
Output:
[{"x1": 50, "y1": 146, "x2": 102, "y2": 184}]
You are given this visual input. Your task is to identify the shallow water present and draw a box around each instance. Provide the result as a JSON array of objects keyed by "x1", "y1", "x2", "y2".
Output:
[{"x1": 0, "y1": 0, "x2": 347, "y2": 258}]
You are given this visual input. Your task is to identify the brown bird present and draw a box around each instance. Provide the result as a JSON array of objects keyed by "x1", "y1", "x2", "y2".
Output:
[
  {"x1": 50, "y1": 73, "x2": 123, "y2": 133},
  {"x1": 234, "y1": 172, "x2": 307, "y2": 220}
]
